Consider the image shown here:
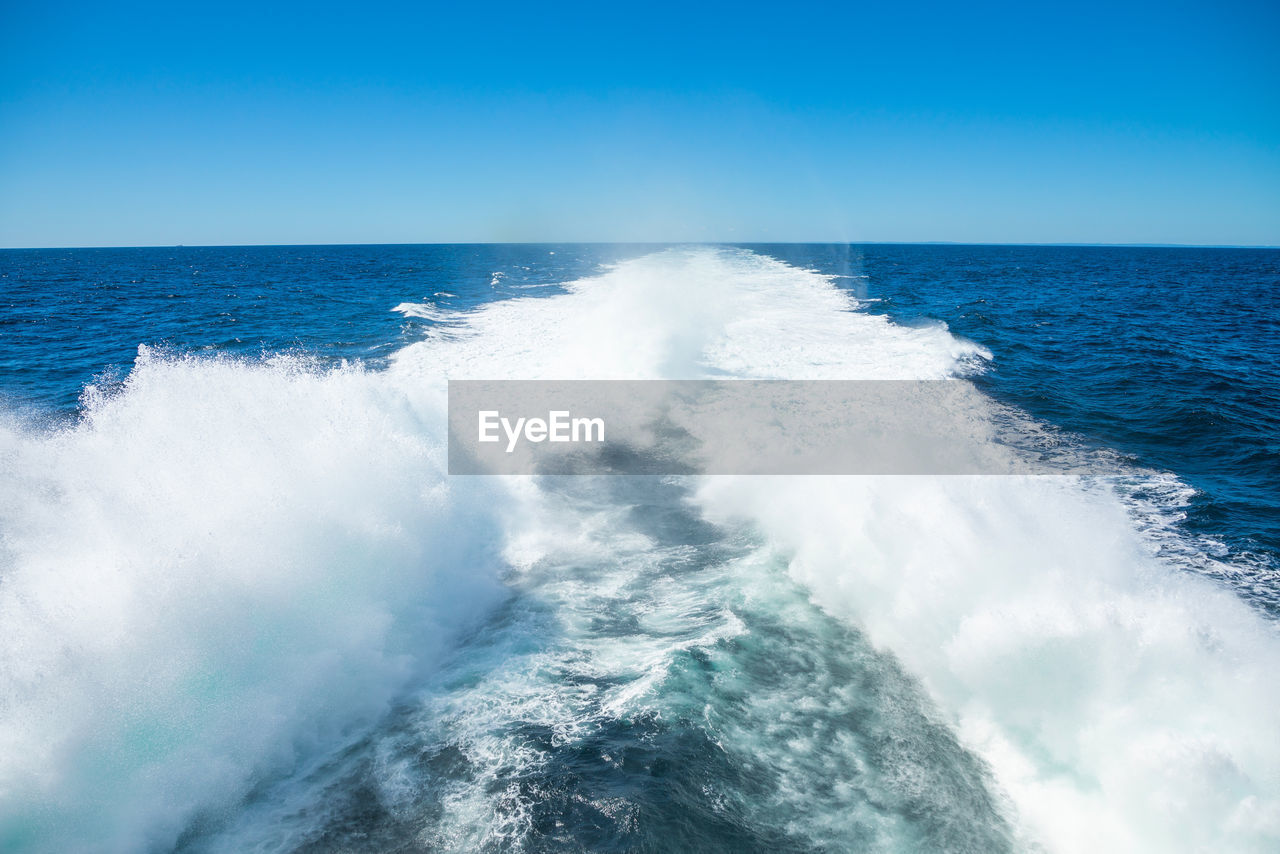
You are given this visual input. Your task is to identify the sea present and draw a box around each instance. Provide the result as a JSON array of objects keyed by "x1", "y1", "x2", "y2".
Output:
[{"x1": 1, "y1": 244, "x2": 1278, "y2": 853}]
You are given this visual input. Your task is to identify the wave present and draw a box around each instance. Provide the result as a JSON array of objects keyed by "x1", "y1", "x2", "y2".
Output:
[
  {"x1": 1, "y1": 247, "x2": 1277, "y2": 853},
  {"x1": 0, "y1": 350, "x2": 511, "y2": 852}
]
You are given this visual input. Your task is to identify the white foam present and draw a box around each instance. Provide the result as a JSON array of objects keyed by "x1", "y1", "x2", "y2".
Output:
[
  {"x1": 0, "y1": 348, "x2": 511, "y2": 852},
  {"x1": 391, "y1": 245, "x2": 1280, "y2": 851},
  {"x1": 3, "y1": 247, "x2": 1277, "y2": 853},
  {"x1": 389, "y1": 247, "x2": 986, "y2": 381},
  {"x1": 696, "y1": 474, "x2": 1280, "y2": 853}
]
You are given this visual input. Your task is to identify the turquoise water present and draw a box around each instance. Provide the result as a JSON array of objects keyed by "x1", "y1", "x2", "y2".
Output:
[{"x1": 1, "y1": 245, "x2": 1277, "y2": 853}]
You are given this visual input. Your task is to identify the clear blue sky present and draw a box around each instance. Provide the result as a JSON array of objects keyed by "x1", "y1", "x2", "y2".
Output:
[{"x1": 1, "y1": 0, "x2": 1277, "y2": 247}]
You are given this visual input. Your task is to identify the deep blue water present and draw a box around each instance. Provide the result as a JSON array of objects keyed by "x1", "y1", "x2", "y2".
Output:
[{"x1": 0, "y1": 244, "x2": 655, "y2": 414}]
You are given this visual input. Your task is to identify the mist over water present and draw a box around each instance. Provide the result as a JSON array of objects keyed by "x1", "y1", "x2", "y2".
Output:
[{"x1": 1, "y1": 247, "x2": 1278, "y2": 853}]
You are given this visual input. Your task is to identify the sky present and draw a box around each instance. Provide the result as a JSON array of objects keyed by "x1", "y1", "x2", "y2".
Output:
[{"x1": 1, "y1": 0, "x2": 1277, "y2": 247}]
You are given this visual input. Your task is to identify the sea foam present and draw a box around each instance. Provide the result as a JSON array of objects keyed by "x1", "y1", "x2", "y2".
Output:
[
  {"x1": 0, "y1": 350, "x2": 510, "y2": 852},
  {"x1": 2, "y1": 248, "x2": 1277, "y2": 853},
  {"x1": 395, "y1": 247, "x2": 1280, "y2": 852}
]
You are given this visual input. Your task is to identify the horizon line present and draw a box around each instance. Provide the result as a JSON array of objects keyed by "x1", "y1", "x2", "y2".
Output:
[{"x1": 2, "y1": 240, "x2": 1278, "y2": 251}]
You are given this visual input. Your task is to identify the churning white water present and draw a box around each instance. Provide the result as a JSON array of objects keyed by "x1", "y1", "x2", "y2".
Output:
[{"x1": 1, "y1": 248, "x2": 1277, "y2": 853}]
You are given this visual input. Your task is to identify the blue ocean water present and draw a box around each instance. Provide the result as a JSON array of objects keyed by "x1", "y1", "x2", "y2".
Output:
[
  {"x1": 0, "y1": 245, "x2": 655, "y2": 413},
  {"x1": 1, "y1": 244, "x2": 1279, "y2": 854}
]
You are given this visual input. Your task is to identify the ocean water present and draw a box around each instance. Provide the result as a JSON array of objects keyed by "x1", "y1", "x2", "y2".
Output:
[{"x1": 1, "y1": 244, "x2": 1278, "y2": 853}]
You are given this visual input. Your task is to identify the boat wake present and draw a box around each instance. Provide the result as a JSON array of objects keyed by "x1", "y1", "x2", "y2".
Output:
[{"x1": 1, "y1": 248, "x2": 1277, "y2": 853}]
